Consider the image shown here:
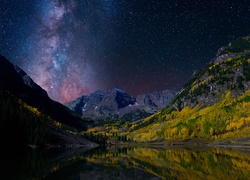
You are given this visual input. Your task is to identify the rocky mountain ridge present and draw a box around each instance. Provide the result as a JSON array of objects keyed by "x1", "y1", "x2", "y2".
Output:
[
  {"x1": 170, "y1": 35, "x2": 250, "y2": 110},
  {"x1": 65, "y1": 88, "x2": 177, "y2": 121}
]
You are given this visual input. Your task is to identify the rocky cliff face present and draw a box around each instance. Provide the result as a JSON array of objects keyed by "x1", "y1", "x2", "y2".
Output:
[
  {"x1": 136, "y1": 90, "x2": 176, "y2": 112},
  {"x1": 171, "y1": 35, "x2": 250, "y2": 110},
  {"x1": 93, "y1": 88, "x2": 136, "y2": 118},
  {"x1": 65, "y1": 88, "x2": 177, "y2": 120}
]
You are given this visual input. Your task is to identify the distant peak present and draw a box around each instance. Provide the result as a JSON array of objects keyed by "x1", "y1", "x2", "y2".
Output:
[{"x1": 114, "y1": 87, "x2": 125, "y2": 93}]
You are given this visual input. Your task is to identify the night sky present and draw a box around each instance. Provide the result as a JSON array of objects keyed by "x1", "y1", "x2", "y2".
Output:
[{"x1": 1, "y1": 0, "x2": 250, "y2": 103}]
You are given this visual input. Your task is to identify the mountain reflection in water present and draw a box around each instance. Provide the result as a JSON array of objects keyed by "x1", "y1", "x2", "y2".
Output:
[{"x1": 1, "y1": 146, "x2": 250, "y2": 179}]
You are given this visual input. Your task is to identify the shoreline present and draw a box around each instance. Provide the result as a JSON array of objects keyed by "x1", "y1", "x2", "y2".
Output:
[{"x1": 105, "y1": 138, "x2": 250, "y2": 150}]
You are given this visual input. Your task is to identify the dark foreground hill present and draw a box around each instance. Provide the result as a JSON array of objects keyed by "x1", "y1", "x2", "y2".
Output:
[{"x1": 0, "y1": 55, "x2": 98, "y2": 150}]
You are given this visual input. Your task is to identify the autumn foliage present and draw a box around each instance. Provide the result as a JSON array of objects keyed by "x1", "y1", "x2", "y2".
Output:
[{"x1": 129, "y1": 90, "x2": 250, "y2": 142}]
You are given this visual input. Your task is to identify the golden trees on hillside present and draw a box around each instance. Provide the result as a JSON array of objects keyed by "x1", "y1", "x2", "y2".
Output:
[{"x1": 130, "y1": 90, "x2": 250, "y2": 142}]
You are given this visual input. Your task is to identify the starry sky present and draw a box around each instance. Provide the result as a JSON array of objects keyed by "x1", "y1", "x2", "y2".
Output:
[{"x1": 1, "y1": 0, "x2": 250, "y2": 103}]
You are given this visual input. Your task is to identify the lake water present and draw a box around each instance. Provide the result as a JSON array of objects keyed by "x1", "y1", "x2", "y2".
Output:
[{"x1": 1, "y1": 146, "x2": 250, "y2": 179}]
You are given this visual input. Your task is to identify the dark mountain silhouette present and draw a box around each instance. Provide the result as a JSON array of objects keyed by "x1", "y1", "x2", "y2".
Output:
[
  {"x1": 0, "y1": 55, "x2": 87, "y2": 129},
  {"x1": 0, "y1": 55, "x2": 98, "y2": 149}
]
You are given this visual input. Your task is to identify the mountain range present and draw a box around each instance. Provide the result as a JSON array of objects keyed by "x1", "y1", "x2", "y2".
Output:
[
  {"x1": 2, "y1": 35, "x2": 250, "y2": 148},
  {"x1": 65, "y1": 88, "x2": 177, "y2": 121}
]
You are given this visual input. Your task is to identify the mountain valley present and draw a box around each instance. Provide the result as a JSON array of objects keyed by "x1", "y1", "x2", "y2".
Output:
[
  {"x1": 85, "y1": 35, "x2": 250, "y2": 146},
  {"x1": 1, "y1": 35, "x2": 250, "y2": 148}
]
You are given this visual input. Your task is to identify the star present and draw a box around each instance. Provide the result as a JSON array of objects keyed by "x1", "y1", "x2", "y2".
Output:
[{"x1": 1, "y1": 0, "x2": 250, "y2": 103}]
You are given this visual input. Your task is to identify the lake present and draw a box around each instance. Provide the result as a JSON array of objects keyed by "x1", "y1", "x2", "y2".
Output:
[{"x1": 1, "y1": 146, "x2": 250, "y2": 179}]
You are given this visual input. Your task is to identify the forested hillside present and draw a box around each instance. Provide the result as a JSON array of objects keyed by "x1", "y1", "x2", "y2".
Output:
[{"x1": 128, "y1": 36, "x2": 250, "y2": 144}]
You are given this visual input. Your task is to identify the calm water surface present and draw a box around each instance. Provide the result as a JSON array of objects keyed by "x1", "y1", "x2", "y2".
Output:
[{"x1": 1, "y1": 146, "x2": 250, "y2": 179}]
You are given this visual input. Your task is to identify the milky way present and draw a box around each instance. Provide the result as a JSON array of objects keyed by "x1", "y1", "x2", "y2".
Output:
[
  {"x1": 1, "y1": 0, "x2": 250, "y2": 104},
  {"x1": 25, "y1": 0, "x2": 98, "y2": 103}
]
